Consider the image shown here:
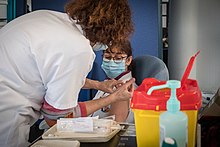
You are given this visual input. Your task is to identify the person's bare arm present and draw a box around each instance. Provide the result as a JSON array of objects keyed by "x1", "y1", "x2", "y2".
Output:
[{"x1": 109, "y1": 100, "x2": 129, "y2": 122}]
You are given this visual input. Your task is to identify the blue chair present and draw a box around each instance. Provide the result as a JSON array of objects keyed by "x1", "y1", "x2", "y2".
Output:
[{"x1": 131, "y1": 55, "x2": 169, "y2": 86}]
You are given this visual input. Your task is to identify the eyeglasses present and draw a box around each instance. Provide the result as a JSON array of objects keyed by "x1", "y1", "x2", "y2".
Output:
[{"x1": 103, "y1": 53, "x2": 127, "y2": 63}]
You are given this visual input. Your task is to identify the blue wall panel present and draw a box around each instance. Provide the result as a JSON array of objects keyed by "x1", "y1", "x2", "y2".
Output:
[
  {"x1": 15, "y1": 0, "x2": 25, "y2": 17},
  {"x1": 129, "y1": 0, "x2": 160, "y2": 58},
  {"x1": 32, "y1": 0, "x2": 68, "y2": 12}
]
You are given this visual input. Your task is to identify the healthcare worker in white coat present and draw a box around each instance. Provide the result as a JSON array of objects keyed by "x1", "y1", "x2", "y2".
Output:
[{"x1": 0, "y1": 0, "x2": 134, "y2": 146}]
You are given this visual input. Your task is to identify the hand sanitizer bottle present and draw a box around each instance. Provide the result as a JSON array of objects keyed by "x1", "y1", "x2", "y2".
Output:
[{"x1": 147, "y1": 80, "x2": 188, "y2": 147}]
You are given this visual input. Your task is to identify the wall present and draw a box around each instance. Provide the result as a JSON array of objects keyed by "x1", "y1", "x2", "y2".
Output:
[
  {"x1": 32, "y1": 0, "x2": 68, "y2": 11},
  {"x1": 196, "y1": 0, "x2": 220, "y2": 93},
  {"x1": 15, "y1": 0, "x2": 25, "y2": 17},
  {"x1": 129, "y1": 0, "x2": 161, "y2": 58},
  {"x1": 168, "y1": 0, "x2": 220, "y2": 93},
  {"x1": 168, "y1": 0, "x2": 198, "y2": 80}
]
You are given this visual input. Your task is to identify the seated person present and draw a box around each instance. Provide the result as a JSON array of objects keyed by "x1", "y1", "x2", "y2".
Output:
[{"x1": 91, "y1": 40, "x2": 137, "y2": 123}]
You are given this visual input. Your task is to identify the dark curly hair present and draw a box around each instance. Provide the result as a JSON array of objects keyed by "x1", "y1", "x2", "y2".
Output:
[{"x1": 65, "y1": 0, "x2": 134, "y2": 47}]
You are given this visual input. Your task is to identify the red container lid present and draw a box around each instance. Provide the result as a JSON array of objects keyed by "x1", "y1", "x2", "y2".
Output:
[{"x1": 131, "y1": 78, "x2": 202, "y2": 111}]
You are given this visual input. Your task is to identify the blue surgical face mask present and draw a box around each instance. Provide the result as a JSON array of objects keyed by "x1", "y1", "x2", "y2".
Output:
[
  {"x1": 101, "y1": 59, "x2": 126, "y2": 79},
  {"x1": 92, "y1": 43, "x2": 108, "y2": 51}
]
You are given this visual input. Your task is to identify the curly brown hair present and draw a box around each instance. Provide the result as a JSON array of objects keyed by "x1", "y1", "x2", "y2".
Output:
[{"x1": 65, "y1": 0, "x2": 134, "y2": 46}]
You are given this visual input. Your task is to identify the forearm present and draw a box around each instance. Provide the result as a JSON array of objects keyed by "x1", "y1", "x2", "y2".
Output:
[
  {"x1": 83, "y1": 94, "x2": 116, "y2": 116},
  {"x1": 83, "y1": 78, "x2": 100, "y2": 89}
]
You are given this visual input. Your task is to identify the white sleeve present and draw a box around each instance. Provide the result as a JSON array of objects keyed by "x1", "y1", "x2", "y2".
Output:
[{"x1": 33, "y1": 36, "x2": 95, "y2": 109}]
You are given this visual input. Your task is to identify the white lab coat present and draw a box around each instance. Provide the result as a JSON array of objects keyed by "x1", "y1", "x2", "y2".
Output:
[
  {"x1": 91, "y1": 71, "x2": 137, "y2": 123},
  {"x1": 0, "y1": 10, "x2": 95, "y2": 147}
]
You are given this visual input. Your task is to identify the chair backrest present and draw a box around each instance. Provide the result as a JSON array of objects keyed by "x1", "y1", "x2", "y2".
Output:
[{"x1": 131, "y1": 55, "x2": 169, "y2": 85}]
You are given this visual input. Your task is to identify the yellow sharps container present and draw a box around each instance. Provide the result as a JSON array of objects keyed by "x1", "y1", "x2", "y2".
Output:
[{"x1": 131, "y1": 78, "x2": 202, "y2": 147}]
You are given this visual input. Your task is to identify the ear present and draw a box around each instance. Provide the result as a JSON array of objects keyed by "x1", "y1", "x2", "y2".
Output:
[{"x1": 126, "y1": 56, "x2": 133, "y2": 66}]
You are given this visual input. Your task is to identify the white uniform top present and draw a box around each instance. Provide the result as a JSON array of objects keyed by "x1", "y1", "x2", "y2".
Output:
[
  {"x1": 0, "y1": 10, "x2": 95, "y2": 147},
  {"x1": 91, "y1": 72, "x2": 137, "y2": 123}
]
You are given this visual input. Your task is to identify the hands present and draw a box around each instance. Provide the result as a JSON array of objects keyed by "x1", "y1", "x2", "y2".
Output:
[
  {"x1": 84, "y1": 78, "x2": 135, "y2": 102},
  {"x1": 110, "y1": 78, "x2": 135, "y2": 102},
  {"x1": 83, "y1": 78, "x2": 135, "y2": 116},
  {"x1": 98, "y1": 79, "x2": 124, "y2": 93}
]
